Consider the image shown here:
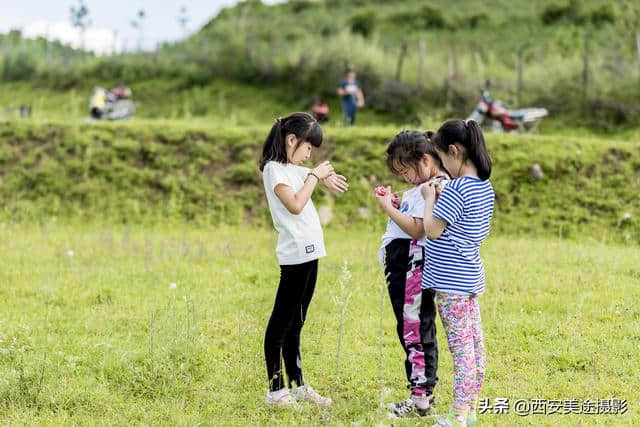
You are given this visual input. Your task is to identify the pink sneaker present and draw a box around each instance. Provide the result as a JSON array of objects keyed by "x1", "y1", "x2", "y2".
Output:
[
  {"x1": 265, "y1": 388, "x2": 297, "y2": 407},
  {"x1": 292, "y1": 385, "x2": 333, "y2": 406}
]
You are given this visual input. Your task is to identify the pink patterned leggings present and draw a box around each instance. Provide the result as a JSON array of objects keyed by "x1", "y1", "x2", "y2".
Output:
[{"x1": 435, "y1": 292, "x2": 486, "y2": 410}]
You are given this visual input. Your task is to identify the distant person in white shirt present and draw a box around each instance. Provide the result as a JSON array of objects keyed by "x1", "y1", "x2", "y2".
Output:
[{"x1": 259, "y1": 112, "x2": 348, "y2": 408}]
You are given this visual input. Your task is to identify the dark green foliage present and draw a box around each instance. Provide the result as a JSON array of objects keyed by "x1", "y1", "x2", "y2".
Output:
[
  {"x1": 349, "y1": 10, "x2": 377, "y2": 37},
  {"x1": 464, "y1": 12, "x2": 490, "y2": 29},
  {"x1": 540, "y1": 0, "x2": 617, "y2": 27},
  {"x1": 389, "y1": 4, "x2": 448, "y2": 30},
  {"x1": 418, "y1": 4, "x2": 449, "y2": 29},
  {"x1": 289, "y1": 0, "x2": 315, "y2": 14},
  {"x1": 589, "y1": 3, "x2": 617, "y2": 26},
  {"x1": 541, "y1": 1, "x2": 583, "y2": 26}
]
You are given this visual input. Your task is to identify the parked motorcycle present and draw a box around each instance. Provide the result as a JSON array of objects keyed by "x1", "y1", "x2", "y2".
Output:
[
  {"x1": 88, "y1": 87, "x2": 135, "y2": 121},
  {"x1": 467, "y1": 90, "x2": 548, "y2": 132}
]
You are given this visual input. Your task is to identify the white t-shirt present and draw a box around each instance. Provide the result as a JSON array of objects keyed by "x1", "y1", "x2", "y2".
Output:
[
  {"x1": 262, "y1": 161, "x2": 326, "y2": 265},
  {"x1": 380, "y1": 186, "x2": 426, "y2": 248}
]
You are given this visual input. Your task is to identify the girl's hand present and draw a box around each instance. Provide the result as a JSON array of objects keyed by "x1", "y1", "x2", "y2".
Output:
[
  {"x1": 420, "y1": 182, "x2": 436, "y2": 200},
  {"x1": 434, "y1": 185, "x2": 442, "y2": 200},
  {"x1": 312, "y1": 161, "x2": 334, "y2": 180},
  {"x1": 323, "y1": 174, "x2": 349, "y2": 194},
  {"x1": 375, "y1": 186, "x2": 394, "y2": 211},
  {"x1": 429, "y1": 177, "x2": 447, "y2": 200},
  {"x1": 391, "y1": 194, "x2": 400, "y2": 209}
]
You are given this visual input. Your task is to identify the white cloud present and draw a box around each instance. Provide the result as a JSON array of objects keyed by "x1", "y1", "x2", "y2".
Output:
[{"x1": 22, "y1": 20, "x2": 121, "y2": 55}]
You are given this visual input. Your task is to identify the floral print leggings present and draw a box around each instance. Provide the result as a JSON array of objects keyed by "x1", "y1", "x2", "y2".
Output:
[{"x1": 436, "y1": 292, "x2": 486, "y2": 411}]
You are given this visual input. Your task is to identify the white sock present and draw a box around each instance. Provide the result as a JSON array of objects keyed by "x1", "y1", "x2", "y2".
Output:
[{"x1": 411, "y1": 394, "x2": 430, "y2": 410}]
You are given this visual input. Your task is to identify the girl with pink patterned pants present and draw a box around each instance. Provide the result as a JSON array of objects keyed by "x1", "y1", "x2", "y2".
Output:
[{"x1": 421, "y1": 119, "x2": 494, "y2": 426}]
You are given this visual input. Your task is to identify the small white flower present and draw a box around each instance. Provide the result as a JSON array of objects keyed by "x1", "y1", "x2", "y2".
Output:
[
  {"x1": 169, "y1": 283, "x2": 177, "y2": 289},
  {"x1": 67, "y1": 250, "x2": 74, "y2": 257}
]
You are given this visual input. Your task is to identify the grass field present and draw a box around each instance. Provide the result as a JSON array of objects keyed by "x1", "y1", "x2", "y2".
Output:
[{"x1": 0, "y1": 224, "x2": 637, "y2": 425}]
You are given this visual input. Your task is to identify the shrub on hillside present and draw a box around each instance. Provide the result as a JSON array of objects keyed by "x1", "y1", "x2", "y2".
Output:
[
  {"x1": 289, "y1": 0, "x2": 314, "y2": 14},
  {"x1": 388, "y1": 4, "x2": 449, "y2": 30},
  {"x1": 541, "y1": 0, "x2": 585, "y2": 25},
  {"x1": 589, "y1": 4, "x2": 617, "y2": 26},
  {"x1": 419, "y1": 4, "x2": 449, "y2": 29},
  {"x1": 541, "y1": 0, "x2": 617, "y2": 27},
  {"x1": 349, "y1": 10, "x2": 376, "y2": 38},
  {"x1": 1, "y1": 52, "x2": 38, "y2": 82},
  {"x1": 464, "y1": 12, "x2": 490, "y2": 29},
  {"x1": 366, "y1": 78, "x2": 417, "y2": 116}
]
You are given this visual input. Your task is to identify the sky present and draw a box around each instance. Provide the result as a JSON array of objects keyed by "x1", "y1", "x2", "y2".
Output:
[{"x1": 0, "y1": 0, "x2": 285, "y2": 54}]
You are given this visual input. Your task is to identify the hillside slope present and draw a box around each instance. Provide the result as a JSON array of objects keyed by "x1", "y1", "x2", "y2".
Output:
[{"x1": 0, "y1": 120, "x2": 638, "y2": 243}]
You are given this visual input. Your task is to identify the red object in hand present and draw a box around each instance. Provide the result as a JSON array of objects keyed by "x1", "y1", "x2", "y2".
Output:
[
  {"x1": 374, "y1": 186, "x2": 387, "y2": 196},
  {"x1": 375, "y1": 186, "x2": 400, "y2": 208}
]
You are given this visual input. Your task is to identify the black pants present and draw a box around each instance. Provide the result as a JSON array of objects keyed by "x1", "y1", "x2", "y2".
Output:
[
  {"x1": 384, "y1": 239, "x2": 439, "y2": 393},
  {"x1": 264, "y1": 259, "x2": 318, "y2": 391}
]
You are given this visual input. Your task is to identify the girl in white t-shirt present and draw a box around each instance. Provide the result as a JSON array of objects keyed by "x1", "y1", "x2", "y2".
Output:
[
  {"x1": 259, "y1": 112, "x2": 348, "y2": 407},
  {"x1": 375, "y1": 130, "x2": 449, "y2": 418}
]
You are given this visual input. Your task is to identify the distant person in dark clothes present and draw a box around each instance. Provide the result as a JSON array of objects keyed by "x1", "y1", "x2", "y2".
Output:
[
  {"x1": 310, "y1": 96, "x2": 330, "y2": 123},
  {"x1": 337, "y1": 68, "x2": 365, "y2": 126}
]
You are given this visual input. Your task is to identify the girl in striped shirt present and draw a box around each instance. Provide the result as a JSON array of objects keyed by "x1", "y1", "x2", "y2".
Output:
[{"x1": 420, "y1": 119, "x2": 494, "y2": 427}]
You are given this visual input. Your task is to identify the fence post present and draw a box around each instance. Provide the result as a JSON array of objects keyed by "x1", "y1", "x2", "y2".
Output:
[
  {"x1": 452, "y1": 44, "x2": 458, "y2": 79},
  {"x1": 517, "y1": 44, "x2": 524, "y2": 106},
  {"x1": 582, "y1": 30, "x2": 590, "y2": 112},
  {"x1": 636, "y1": 32, "x2": 640, "y2": 67},
  {"x1": 474, "y1": 51, "x2": 484, "y2": 82},
  {"x1": 395, "y1": 42, "x2": 408, "y2": 81},
  {"x1": 445, "y1": 54, "x2": 453, "y2": 111},
  {"x1": 417, "y1": 38, "x2": 426, "y2": 89}
]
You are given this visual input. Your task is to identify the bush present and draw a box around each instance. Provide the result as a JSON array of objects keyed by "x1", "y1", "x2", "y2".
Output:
[
  {"x1": 366, "y1": 78, "x2": 417, "y2": 116},
  {"x1": 1, "y1": 53, "x2": 38, "y2": 82},
  {"x1": 541, "y1": 0, "x2": 583, "y2": 26},
  {"x1": 389, "y1": 4, "x2": 448, "y2": 30},
  {"x1": 289, "y1": 0, "x2": 314, "y2": 14},
  {"x1": 349, "y1": 10, "x2": 376, "y2": 38},
  {"x1": 589, "y1": 4, "x2": 617, "y2": 26},
  {"x1": 419, "y1": 4, "x2": 448, "y2": 29},
  {"x1": 587, "y1": 99, "x2": 638, "y2": 130},
  {"x1": 464, "y1": 12, "x2": 490, "y2": 29}
]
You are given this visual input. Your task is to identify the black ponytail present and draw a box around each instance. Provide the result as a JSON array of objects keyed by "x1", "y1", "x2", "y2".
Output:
[
  {"x1": 259, "y1": 119, "x2": 286, "y2": 172},
  {"x1": 466, "y1": 120, "x2": 491, "y2": 180},
  {"x1": 432, "y1": 119, "x2": 492, "y2": 180},
  {"x1": 259, "y1": 112, "x2": 323, "y2": 171}
]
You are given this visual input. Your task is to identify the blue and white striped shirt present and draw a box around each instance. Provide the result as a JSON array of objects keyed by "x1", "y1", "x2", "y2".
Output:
[{"x1": 422, "y1": 176, "x2": 494, "y2": 295}]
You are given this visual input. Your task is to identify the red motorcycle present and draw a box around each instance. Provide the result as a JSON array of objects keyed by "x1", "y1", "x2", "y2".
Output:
[{"x1": 467, "y1": 90, "x2": 548, "y2": 133}]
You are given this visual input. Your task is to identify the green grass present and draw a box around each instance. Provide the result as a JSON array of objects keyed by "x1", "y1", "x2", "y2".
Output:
[{"x1": 0, "y1": 225, "x2": 637, "y2": 425}]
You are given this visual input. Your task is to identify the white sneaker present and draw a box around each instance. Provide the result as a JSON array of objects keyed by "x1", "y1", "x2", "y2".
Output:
[
  {"x1": 292, "y1": 385, "x2": 333, "y2": 406},
  {"x1": 265, "y1": 388, "x2": 297, "y2": 407},
  {"x1": 387, "y1": 394, "x2": 434, "y2": 418}
]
